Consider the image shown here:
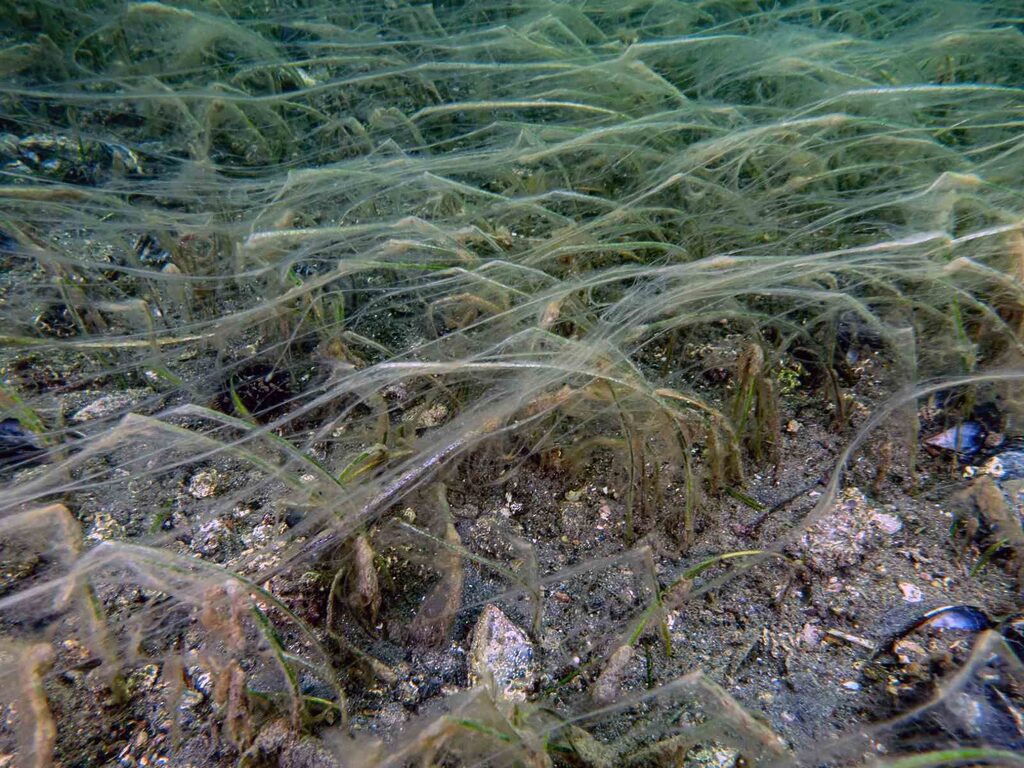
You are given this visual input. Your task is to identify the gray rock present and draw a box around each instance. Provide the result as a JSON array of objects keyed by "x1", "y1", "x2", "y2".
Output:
[
  {"x1": 796, "y1": 488, "x2": 898, "y2": 574},
  {"x1": 71, "y1": 389, "x2": 148, "y2": 422},
  {"x1": 468, "y1": 604, "x2": 535, "y2": 701}
]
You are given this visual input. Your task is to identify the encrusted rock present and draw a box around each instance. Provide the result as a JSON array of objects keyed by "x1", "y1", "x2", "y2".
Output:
[
  {"x1": 187, "y1": 469, "x2": 221, "y2": 499},
  {"x1": 87, "y1": 511, "x2": 126, "y2": 542},
  {"x1": 684, "y1": 744, "x2": 741, "y2": 768},
  {"x1": 796, "y1": 487, "x2": 900, "y2": 574},
  {"x1": 468, "y1": 604, "x2": 535, "y2": 701},
  {"x1": 192, "y1": 518, "x2": 230, "y2": 556},
  {"x1": 241, "y1": 719, "x2": 345, "y2": 768},
  {"x1": 71, "y1": 389, "x2": 148, "y2": 422}
]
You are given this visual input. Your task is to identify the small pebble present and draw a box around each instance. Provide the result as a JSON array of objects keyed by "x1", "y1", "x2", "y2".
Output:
[
  {"x1": 899, "y1": 582, "x2": 924, "y2": 603},
  {"x1": 841, "y1": 681, "x2": 861, "y2": 691},
  {"x1": 798, "y1": 623, "x2": 823, "y2": 647},
  {"x1": 415, "y1": 402, "x2": 449, "y2": 429},
  {"x1": 872, "y1": 512, "x2": 902, "y2": 534}
]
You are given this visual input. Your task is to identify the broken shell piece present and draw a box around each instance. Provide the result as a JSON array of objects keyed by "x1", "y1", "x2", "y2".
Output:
[
  {"x1": 923, "y1": 422, "x2": 984, "y2": 454},
  {"x1": 468, "y1": 604, "x2": 535, "y2": 701},
  {"x1": 72, "y1": 389, "x2": 148, "y2": 422},
  {"x1": 872, "y1": 511, "x2": 903, "y2": 535}
]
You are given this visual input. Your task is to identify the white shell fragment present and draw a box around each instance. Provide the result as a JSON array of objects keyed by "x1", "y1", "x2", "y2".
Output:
[{"x1": 468, "y1": 604, "x2": 535, "y2": 701}]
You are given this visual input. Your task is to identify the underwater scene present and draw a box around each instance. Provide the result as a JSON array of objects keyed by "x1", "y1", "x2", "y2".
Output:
[{"x1": 2, "y1": 1, "x2": 1024, "y2": 766}]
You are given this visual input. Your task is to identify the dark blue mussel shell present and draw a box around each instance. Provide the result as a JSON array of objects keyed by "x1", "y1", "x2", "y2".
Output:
[
  {"x1": 0, "y1": 417, "x2": 46, "y2": 468},
  {"x1": 882, "y1": 605, "x2": 1024, "y2": 751},
  {"x1": 887, "y1": 605, "x2": 992, "y2": 651},
  {"x1": 915, "y1": 604, "x2": 992, "y2": 632},
  {"x1": 887, "y1": 605, "x2": 1024, "y2": 660},
  {"x1": 1002, "y1": 614, "x2": 1024, "y2": 659},
  {"x1": 923, "y1": 421, "x2": 985, "y2": 455}
]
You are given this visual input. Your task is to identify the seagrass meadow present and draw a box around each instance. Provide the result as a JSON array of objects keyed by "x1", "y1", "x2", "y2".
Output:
[{"x1": 2, "y1": 1, "x2": 1024, "y2": 766}]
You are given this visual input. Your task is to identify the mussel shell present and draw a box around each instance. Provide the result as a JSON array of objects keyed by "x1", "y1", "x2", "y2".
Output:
[
  {"x1": 0, "y1": 228, "x2": 16, "y2": 256},
  {"x1": 917, "y1": 605, "x2": 992, "y2": 632},
  {"x1": 889, "y1": 605, "x2": 1024, "y2": 661},
  {"x1": 1001, "y1": 614, "x2": 1024, "y2": 659},
  {"x1": 887, "y1": 605, "x2": 992, "y2": 653},
  {"x1": 0, "y1": 418, "x2": 45, "y2": 468},
  {"x1": 34, "y1": 303, "x2": 78, "y2": 338},
  {"x1": 881, "y1": 606, "x2": 1024, "y2": 751},
  {"x1": 133, "y1": 234, "x2": 172, "y2": 267},
  {"x1": 923, "y1": 422, "x2": 985, "y2": 454}
]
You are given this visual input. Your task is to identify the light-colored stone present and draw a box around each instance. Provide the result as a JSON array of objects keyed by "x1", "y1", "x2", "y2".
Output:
[
  {"x1": 797, "y1": 488, "x2": 884, "y2": 573},
  {"x1": 899, "y1": 581, "x2": 924, "y2": 603},
  {"x1": 468, "y1": 604, "x2": 535, "y2": 701},
  {"x1": 87, "y1": 511, "x2": 126, "y2": 542},
  {"x1": 684, "y1": 744, "x2": 741, "y2": 768},
  {"x1": 872, "y1": 511, "x2": 903, "y2": 534},
  {"x1": 71, "y1": 389, "x2": 147, "y2": 422}
]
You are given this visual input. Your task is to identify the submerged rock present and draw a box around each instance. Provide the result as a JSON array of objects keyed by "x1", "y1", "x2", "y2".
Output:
[
  {"x1": 468, "y1": 604, "x2": 535, "y2": 701},
  {"x1": 796, "y1": 488, "x2": 901, "y2": 574},
  {"x1": 71, "y1": 389, "x2": 148, "y2": 422}
]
